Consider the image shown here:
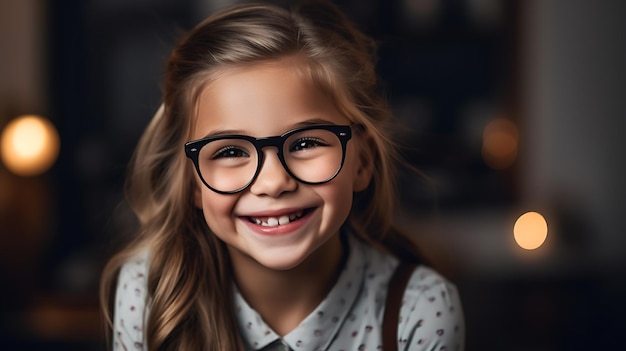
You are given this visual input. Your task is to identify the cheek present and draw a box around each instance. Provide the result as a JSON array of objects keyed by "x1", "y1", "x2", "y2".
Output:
[
  {"x1": 200, "y1": 190, "x2": 237, "y2": 230},
  {"x1": 318, "y1": 164, "x2": 357, "y2": 219}
]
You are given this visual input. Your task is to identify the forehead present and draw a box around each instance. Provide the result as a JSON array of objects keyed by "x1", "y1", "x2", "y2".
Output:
[{"x1": 191, "y1": 60, "x2": 351, "y2": 139}]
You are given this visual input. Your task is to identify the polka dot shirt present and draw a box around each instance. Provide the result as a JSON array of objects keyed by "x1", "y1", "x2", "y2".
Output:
[{"x1": 113, "y1": 235, "x2": 464, "y2": 350}]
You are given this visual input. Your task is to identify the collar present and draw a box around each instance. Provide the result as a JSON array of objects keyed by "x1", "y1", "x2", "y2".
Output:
[{"x1": 234, "y1": 234, "x2": 368, "y2": 351}]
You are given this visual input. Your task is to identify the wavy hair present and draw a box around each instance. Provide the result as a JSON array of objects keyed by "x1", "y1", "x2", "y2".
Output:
[{"x1": 100, "y1": 1, "x2": 422, "y2": 349}]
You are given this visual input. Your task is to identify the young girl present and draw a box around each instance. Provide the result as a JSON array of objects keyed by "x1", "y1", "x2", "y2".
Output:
[{"x1": 100, "y1": 1, "x2": 464, "y2": 350}]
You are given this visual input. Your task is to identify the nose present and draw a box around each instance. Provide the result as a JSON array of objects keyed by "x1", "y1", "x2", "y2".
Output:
[{"x1": 249, "y1": 149, "x2": 297, "y2": 197}]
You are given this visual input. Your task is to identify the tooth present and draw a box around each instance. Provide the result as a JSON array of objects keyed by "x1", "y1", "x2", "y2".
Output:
[
  {"x1": 278, "y1": 215, "x2": 290, "y2": 225},
  {"x1": 267, "y1": 217, "x2": 278, "y2": 226}
]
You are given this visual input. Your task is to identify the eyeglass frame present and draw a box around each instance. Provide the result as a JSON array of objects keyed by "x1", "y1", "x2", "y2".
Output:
[{"x1": 184, "y1": 124, "x2": 353, "y2": 194}]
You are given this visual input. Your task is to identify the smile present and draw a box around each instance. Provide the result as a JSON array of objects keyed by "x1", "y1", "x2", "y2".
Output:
[{"x1": 247, "y1": 209, "x2": 312, "y2": 227}]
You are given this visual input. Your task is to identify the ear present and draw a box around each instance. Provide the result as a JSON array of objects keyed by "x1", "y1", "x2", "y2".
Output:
[{"x1": 353, "y1": 133, "x2": 375, "y2": 192}]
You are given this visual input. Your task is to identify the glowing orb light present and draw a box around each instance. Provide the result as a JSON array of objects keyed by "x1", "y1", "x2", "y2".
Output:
[
  {"x1": 0, "y1": 115, "x2": 60, "y2": 176},
  {"x1": 514, "y1": 211, "x2": 548, "y2": 250}
]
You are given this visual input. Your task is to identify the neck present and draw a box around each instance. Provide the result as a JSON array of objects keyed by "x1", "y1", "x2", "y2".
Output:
[{"x1": 229, "y1": 233, "x2": 346, "y2": 336}]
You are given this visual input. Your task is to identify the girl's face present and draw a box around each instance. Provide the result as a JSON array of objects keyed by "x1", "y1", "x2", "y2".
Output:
[{"x1": 190, "y1": 61, "x2": 372, "y2": 272}]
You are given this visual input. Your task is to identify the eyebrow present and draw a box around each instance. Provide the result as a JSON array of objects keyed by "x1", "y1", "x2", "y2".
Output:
[{"x1": 200, "y1": 118, "x2": 339, "y2": 139}]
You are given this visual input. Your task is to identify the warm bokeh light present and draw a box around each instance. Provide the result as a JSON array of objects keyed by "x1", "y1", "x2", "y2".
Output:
[
  {"x1": 514, "y1": 211, "x2": 548, "y2": 250},
  {"x1": 482, "y1": 118, "x2": 518, "y2": 169},
  {"x1": 0, "y1": 115, "x2": 60, "y2": 176}
]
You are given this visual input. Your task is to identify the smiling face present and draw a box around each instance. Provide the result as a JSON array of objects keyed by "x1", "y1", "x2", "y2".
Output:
[{"x1": 190, "y1": 60, "x2": 372, "y2": 272}]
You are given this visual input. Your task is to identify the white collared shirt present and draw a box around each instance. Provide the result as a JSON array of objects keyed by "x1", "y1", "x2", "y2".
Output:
[{"x1": 113, "y1": 235, "x2": 464, "y2": 350}]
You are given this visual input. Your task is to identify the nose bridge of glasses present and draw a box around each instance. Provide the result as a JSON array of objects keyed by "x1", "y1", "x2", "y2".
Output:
[
  {"x1": 255, "y1": 134, "x2": 287, "y2": 169},
  {"x1": 252, "y1": 136, "x2": 297, "y2": 194},
  {"x1": 253, "y1": 134, "x2": 287, "y2": 171},
  {"x1": 255, "y1": 134, "x2": 285, "y2": 152}
]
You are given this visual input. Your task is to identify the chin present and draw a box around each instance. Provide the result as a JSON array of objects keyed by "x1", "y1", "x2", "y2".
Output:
[{"x1": 253, "y1": 253, "x2": 309, "y2": 271}]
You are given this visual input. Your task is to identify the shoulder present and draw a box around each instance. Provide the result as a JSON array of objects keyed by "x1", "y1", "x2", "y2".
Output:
[
  {"x1": 404, "y1": 266, "x2": 459, "y2": 304},
  {"x1": 350, "y1": 235, "x2": 464, "y2": 349},
  {"x1": 116, "y1": 251, "x2": 150, "y2": 304},
  {"x1": 398, "y1": 266, "x2": 465, "y2": 350},
  {"x1": 112, "y1": 252, "x2": 150, "y2": 350},
  {"x1": 117, "y1": 251, "x2": 150, "y2": 285}
]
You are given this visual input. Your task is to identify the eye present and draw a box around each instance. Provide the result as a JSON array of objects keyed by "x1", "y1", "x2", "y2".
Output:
[
  {"x1": 211, "y1": 146, "x2": 250, "y2": 159},
  {"x1": 290, "y1": 137, "x2": 328, "y2": 152}
]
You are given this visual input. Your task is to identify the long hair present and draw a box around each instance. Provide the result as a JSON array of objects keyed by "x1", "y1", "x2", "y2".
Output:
[{"x1": 100, "y1": 1, "x2": 422, "y2": 349}]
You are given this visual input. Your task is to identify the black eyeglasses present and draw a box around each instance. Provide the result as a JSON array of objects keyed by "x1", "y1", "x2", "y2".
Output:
[{"x1": 184, "y1": 125, "x2": 352, "y2": 194}]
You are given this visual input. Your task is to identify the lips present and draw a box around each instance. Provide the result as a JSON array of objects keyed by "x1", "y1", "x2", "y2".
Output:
[{"x1": 247, "y1": 208, "x2": 312, "y2": 227}]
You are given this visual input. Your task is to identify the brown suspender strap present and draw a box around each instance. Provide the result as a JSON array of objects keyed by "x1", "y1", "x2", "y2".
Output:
[{"x1": 382, "y1": 263, "x2": 417, "y2": 351}]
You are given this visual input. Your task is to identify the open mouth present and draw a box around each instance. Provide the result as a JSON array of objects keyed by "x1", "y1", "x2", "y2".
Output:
[{"x1": 247, "y1": 208, "x2": 314, "y2": 227}]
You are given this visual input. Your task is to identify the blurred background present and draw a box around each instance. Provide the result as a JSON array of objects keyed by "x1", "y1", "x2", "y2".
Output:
[{"x1": 0, "y1": 0, "x2": 624, "y2": 350}]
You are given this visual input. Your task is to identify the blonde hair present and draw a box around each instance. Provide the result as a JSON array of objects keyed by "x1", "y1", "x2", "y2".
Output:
[{"x1": 100, "y1": 1, "x2": 422, "y2": 350}]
